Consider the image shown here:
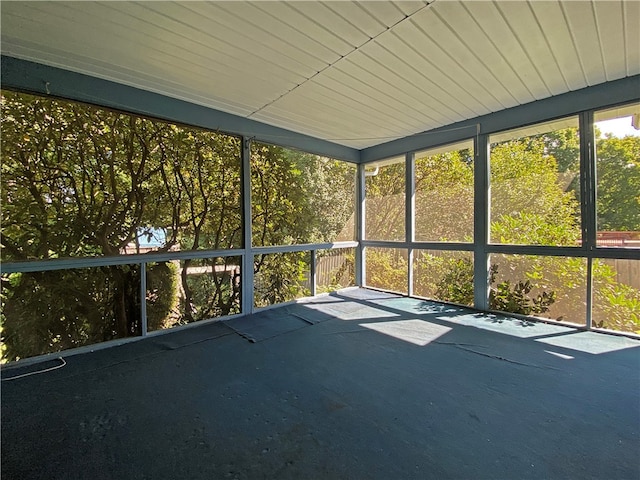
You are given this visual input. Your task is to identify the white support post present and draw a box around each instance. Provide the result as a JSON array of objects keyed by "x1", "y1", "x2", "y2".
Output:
[
  {"x1": 241, "y1": 137, "x2": 254, "y2": 315},
  {"x1": 356, "y1": 163, "x2": 366, "y2": 287},
  {"x1": 406, "y1": 152, "x2": 415, "y2": 297},
  {"x1": 474, "y1": 131, "x2": 490, "y2": 311}
]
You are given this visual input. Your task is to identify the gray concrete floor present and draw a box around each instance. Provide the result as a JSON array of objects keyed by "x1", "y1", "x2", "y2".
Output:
[{"x1": 2, "y1": 289, "x2": 639, "y2": 479}]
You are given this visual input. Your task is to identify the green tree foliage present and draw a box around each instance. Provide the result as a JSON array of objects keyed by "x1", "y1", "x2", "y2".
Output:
[
  {"x1": 595, "y1": 134, "x2": 640, "y2": 231},
  {"x1": 1, "y1": 91, "x2": 243, "y2": 359},
  {"x1": 365, "y1": 162, "x2": 405, "y2": 241},
  {"x1": 490, "y1": 137, "x2": 580, "y2": 246},
  {"x1": 254, "y1": 252, "x2": 311, "y2": 307},
  {"x1": 592, "y1": 259, "x2": 640, "y2": 334},
  {"x1": 365, "y1": 248, "x2": 407, "y2": 294},
  {"x1": 1, "y1": 91, "x2": 243, "y2": 259},
  {"x1": 145, "y1": 262, "x2": 179, "y2": 331},
  {"x1": 1, "y1": 91, "x2": 357, "y2": 358},
  {"x1": 251, "y1": 143, "x2": 355, "y2": 246},
  {"x1": 2, "y1": 267, "x2": 141, "y2": 360},
  {"x1": 412, "y1": 251, "x2": 474, "y2": 305},
  {"x1": 543, "y1": 128, "x2": 581, "y2": 173},
  {"x1": 2, "y1": 89, "x2": 639, "y2": 361},
  {"x1": 250, "y1": 142, "x2": 355, "y2": 307},
  {"x1": 488, "y1": 265, "x2": 556, "y2": 316},
  {"x1": 415, "y1": 253, "x2": 557, "y2": 315},
  {"x1": 415, "y1": 149, "x2": 474, "y2": 242},
  {"x1": 433, "y1": 257, "x2": 474, "y2": 306},
  {"x1": 316, "y1": 249, "x2": 356, "y2": 293},
  {"x1": 369, "y1": 127, "x2": 639, "y2": 333}
]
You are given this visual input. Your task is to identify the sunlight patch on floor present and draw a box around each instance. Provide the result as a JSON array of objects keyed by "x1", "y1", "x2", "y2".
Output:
[
  {"x1": 437, "y1": 313, "x2": 575, "y2": 338},
  {"x1": 536, "y1": 331, "x2": 640, "y2": 354},
  {"x1": 544, "y1": 350, "x2": 575, "y2": 360},
  {"x1": 359, "y1": 319, "x2": 451, "y2": 346}
]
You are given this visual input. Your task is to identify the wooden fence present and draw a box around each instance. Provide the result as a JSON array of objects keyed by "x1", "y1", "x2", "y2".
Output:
[{"x1": 602, "y1": 258, "x2": 640, "y2": 290}]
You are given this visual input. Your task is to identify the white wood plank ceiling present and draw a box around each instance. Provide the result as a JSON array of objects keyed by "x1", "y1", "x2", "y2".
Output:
[{"x1": 2, "y1": 1, "x2": 638, "y2": 149}]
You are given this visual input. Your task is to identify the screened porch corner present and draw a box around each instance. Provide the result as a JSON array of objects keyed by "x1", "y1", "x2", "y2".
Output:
[{"x1": 2, "y1": 288, "x2": 639, "y2": 480}]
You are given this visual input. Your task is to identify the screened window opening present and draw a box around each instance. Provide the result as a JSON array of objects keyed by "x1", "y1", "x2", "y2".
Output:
[
  {"x1": 592, "y1": 258, "x2": 640, "y2": 335},
  {"x1": 251, "y1": 142, "x2": 356, "y2": 247},
  {"x1": 253, "y1": 252, "x2": 311, "y2": 308},
  {"x1": 146, "y1": 256, "x2": 242, "y2": 333},
  {"x1": 413, "y1": 250, "x2": 474, "y2": 306},
  {"x1": 489, "y1": 117, "x2": 581, "y2": 247},
  {"x1": 594, "y1": 102, "x2": 640, "y2": 249},
  {"x1": 365, "y1": 157, "x2": 405, "y2": 241},
  {"x1": 415, "y1": 140, "x2": 474, "y2": 243},
  {"x1": 1, "y1": 265, "x2": 143, "y2": 362},
  {"x1": 0, "y1": 90, "x2": 243, "y2": 261},
  {"x1": 489, "y1": 254, "x2": 587, "y2": 326},
  {"x1": 316, "y1": 248, "x2": 356, "y2": 294},
  {"x1": 365, "y1": 247, "x2": 408, "y2": 295},
  {"x1": 1, "y1": 90, "x2": 247, "y2": 362}
]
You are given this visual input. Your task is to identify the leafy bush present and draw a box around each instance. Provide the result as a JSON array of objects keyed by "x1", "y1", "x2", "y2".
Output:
[{"x1": 435, "y1": 260, "x2": 556, "y2": 315}]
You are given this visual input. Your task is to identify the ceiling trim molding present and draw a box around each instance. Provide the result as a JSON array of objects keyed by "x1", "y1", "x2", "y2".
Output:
[
  {"x1": 0, "y1": 55, "x2": 361, "y2": 163},
  {"x1": 361, "y1": 75, "x2": 640, "y2": 163}
]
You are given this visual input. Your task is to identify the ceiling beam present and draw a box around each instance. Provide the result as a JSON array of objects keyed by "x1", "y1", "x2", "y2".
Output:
[
  {"x1": 361, "y1": 75, "x2": 640, "y2": 163},
  {"x1": 1, "y1": 55, "x2": 360, "y2": 163},
  {"x1": 3, "y1": 56, "x2": 639, "y2": 166}
]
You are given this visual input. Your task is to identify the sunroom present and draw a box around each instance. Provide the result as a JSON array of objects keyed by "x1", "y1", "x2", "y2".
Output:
[{"x1": 1, "y1": 1, "x2": 639, "y2": 479}]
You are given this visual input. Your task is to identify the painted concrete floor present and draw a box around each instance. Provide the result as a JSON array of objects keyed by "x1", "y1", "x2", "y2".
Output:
[{"x1": 2, "y1": 288, "x2": 639, "y2": 479}]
